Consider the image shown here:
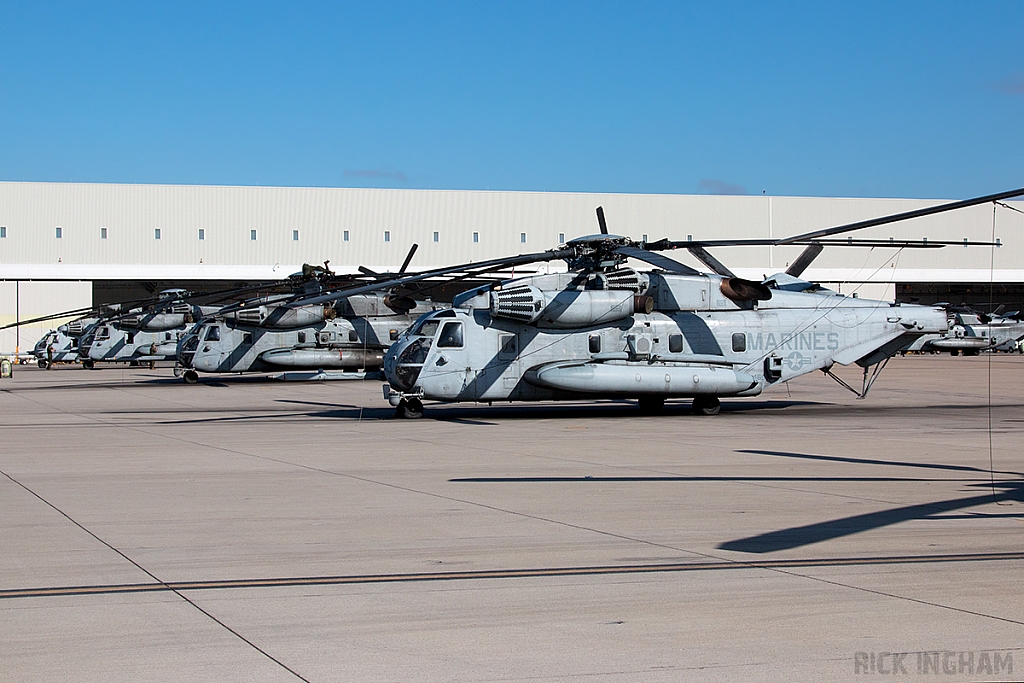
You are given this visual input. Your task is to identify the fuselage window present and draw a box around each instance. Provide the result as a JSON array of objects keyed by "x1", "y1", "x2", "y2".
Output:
[
  {"x1": 732, "y1": 332, "x2": 746, "y2": 353},
  {"x1": 668, "y1": 334, "x2": 683, "y2": 353},
  {"x1": 437, "y1": 321, "x2": 464, "y2": 348},
  {"x1": 348, "y1": 330, "x2": 359, "y2": 342},
  {"x1": 588, "y1": 334, "x2": 601, "y2": 353},
  {"x1": 498, "y1": 334, "x2": 517, "y2": 359},
  {"x1": 205, "y1": 326, "x2": 221, "y2": 342},
  {"x1": 297, "y1": 331, "x2": 306, "y2": 344},
  {"x1": 126, "y1": 333, "x2": 135, "y2": 344},
  {"x1": 389, "y1": 329, "x2": 399, "y2": 341}
]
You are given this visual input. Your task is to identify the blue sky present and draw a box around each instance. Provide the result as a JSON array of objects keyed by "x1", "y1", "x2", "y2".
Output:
[{"x1": 0, "y1": 1, "x2": 1021, "y2": 199}]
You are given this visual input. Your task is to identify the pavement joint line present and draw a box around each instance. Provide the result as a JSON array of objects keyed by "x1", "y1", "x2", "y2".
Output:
[
  {"x1": 3, "y1": 551, "x2": 1024, "y2": 600},
  {"x1": 0, "y1": 465, "x2": 312, "y2": 683}
]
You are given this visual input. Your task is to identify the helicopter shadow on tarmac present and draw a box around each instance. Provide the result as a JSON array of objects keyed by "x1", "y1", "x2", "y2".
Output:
[
  {"x1": 450, "y1": 448, "x2": 1024, "y2": 554},
  {"x1": 714, "y1": 449, "x2": 1024, "y2": 553}
]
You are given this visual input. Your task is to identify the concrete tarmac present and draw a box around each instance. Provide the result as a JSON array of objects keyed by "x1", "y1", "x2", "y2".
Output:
[{"x1": 1, "y1": 356, "x2": 1023, "y2": 682}]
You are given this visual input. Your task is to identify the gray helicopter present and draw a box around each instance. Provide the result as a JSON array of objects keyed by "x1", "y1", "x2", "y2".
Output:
[
  {"x1": 904, "y1": 309, "x2": 1024, "y2": 355},
  {"x1": 178, "y1": 292, "x2": 445, "y2": 382},
  {"x1": 83, "y1": 290, "x2": 224, "y2": 368},
  {"x1": 32, "y1": 317, "x2": 99, "y2": 368},
  {"x1": 371, "y1": 187, "x2": 1024, "y2": 418},
  {"x1": 176, "y1": 247, "x2": 463, "y2": 382}
]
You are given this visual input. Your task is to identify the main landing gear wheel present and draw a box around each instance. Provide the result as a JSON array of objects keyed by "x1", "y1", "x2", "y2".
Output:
[
  {"x1": 637, "y1": 396, "x2": 665, "y2": 415},
  {"x1": 37, "y1": 359, "x2": 48, "y2": 369},
  {"x1": 82, "y1": 359, "x2": 95, "y2": 370},
  {"x1": 691, "y1": 396, "x2": 721, "y2": 416},
  {"x1": 182, "y1": 370, "x2": 200, "y2": 384},
  {"x1": 396, "y1": 398, "x2": 424, "y2": 419}
]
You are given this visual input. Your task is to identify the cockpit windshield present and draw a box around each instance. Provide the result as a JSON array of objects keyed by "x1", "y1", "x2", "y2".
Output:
[{"x1": 412, "y1": 319, "x2": 441, "y2": 338}]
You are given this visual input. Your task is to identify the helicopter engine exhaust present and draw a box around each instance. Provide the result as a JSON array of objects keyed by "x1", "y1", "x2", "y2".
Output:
[{"x1": 720, "y1": 278, "x2": 772, "y2": 303}]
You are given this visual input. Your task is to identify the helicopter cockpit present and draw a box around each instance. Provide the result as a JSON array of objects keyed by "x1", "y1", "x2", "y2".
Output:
[{"x1": 387, "y1": 309, "x2": 460, "y2": 392}]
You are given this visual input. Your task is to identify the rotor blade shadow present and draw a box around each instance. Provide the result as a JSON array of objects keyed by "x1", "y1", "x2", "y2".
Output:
[
  {"x1": 718, "y1": 483, "x2": 1024, "y2": 554},
  {"x1": 737, "y1": 449, "x2": 1024, "y2": 477}
]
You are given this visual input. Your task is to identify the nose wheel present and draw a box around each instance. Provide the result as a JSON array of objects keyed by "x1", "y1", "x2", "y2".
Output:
[
  {"x1": 396, "y1": 398, "x2": 424, "y2": 419},
  {"x1": 691, "y1": 396, "x2": 721, "y2": 415},
  {"x1": 182, "y1": 370, "x2": 200, "y2": 384},
  {"x1": 82, "y1": 359, "x2": 95, "y2": 370}
]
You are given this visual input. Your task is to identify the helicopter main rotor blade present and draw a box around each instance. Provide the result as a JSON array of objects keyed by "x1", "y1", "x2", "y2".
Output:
[
  {"x1": 776, "y1": 186, "x2": 1024, "y2": 245},
  {"x1": 399, "y1": 243, "x2": 419, "y2": 274},
  {"x1": 289, "y1": 249, "x2": 571, "y2": 308},
  {"x1": 685, "y1": 246, "x2": 736, "y2": 278},
  {"x1": 785, "y1": 243, "x2": 824, "y2": 278},
  {"x1": 613, "y1": 246, "x2": 701, "y2": 275},
  {"x1": 596, "y1": 206, "x2": 609, "y2": 235}
]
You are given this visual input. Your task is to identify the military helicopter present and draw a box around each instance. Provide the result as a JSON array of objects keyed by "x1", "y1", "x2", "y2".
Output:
[
  {"x1": 369, "y1": 187, "x2": 1024, "y2": 418},
  {"x1": 904, "y1": 308, "x2": 1024, "y2": 355},
  {"x1": 32, "y1": 316, "x2": 99, "y2": 368},
  {"x1": 81, "y1": 290, "x2": 226, "y2": 368},
  {"x1": 176, "y1": 247, "x2": 463, "y2": 383}
]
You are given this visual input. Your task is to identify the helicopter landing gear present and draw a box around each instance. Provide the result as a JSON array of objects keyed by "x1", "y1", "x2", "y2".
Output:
[
  {"x1": 691, "y1": 396, "x2": 721, "y2": 416},
  {"x1": 37, "y1": 359, "x2": 48, "y2": 370},
  {"x1": 950, "y1": 349, "x2": 960, "y2": 356},
  {"x1": 396, "y1": 397, "x2": 424, "y2": 419},
  {"x1": 637, "y1": 396, "x2": 665, "y2": 415},
  {"x1": 182, "y1": 370, "x2": 200, "y2": 384},
  {"x1": 82, "y1": 359, "x2": 95, "y2": 370}
]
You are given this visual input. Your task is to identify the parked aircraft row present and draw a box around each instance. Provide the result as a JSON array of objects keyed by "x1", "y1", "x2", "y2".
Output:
[{"x1": 12, "y1": 185, "x2": 1024, "y2": 416}]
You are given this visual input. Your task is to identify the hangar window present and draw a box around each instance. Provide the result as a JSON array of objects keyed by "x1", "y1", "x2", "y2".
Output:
[
  {"x1": 669, "y1": 334, "x2": 684, "y2": 353},
  {"x1": 588, "y1": 334, "x2": 601, "y2": 353},
  {"x1": 558, "y1": 232, "x2": 564, "y2": 243},
  {"x1": 55, "y1": 227, "x2": 62, "y2": 239},
  {"x1": 154, "y1": 228, "x2": 161, "y2": 240},
  {"x1": 343, "y1": 230, "x2": 350, "y2": 241},
  {"x1": 437, "y1": 322, "x2": 464, "y2": 348},
  {"x1": 732, "y1": 333, "x2": 746, "y2": 353},
  {"x1": 433, "y1": 231, "x2": 439, "y2": 242},
  {"x1": 198, "y1": 229, "x2": 205, "y2": 240},
  {"x1": 384, "y1": 230, "x2": 390, "y2": 242},
  {"x1": 100, "y1": 227, "x2": 107, "y2": 239},
  {"x1": 472, "y1": 232, "x2": 479, "y2": 243},
  {"x1": 292, "y1": 230, "x2": 299, "y2": 241},
  {"x1": 250, "y1": 229, "x2": 257, "y2": 241},
  {"x1": 521, "y1": 232, "x2": 527, "y2": 243},
  {"x1": 0, "y1": 226, "x2": 6, "y2": 238}
]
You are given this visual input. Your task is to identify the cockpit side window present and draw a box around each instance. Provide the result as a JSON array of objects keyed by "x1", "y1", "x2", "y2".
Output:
[
  {"x1": 205, "y1": 326, "x2": 221, "y2": 342},
  {"x1": 437, "y1": 321, "x2": 464, "y2": 348},
  {"x1": 96, "y1": 326, "x2": 110, "y2": 340}
]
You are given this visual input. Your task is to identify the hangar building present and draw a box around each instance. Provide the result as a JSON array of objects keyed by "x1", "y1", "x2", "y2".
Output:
[{"x1": 2, "y1": 181, "x2": 1023, "y2": 355}]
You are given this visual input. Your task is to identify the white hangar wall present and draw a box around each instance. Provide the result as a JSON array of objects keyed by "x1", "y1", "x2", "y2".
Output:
[{"x1": 2, "y1": 181, "x2": 1023, "y2": 353}]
